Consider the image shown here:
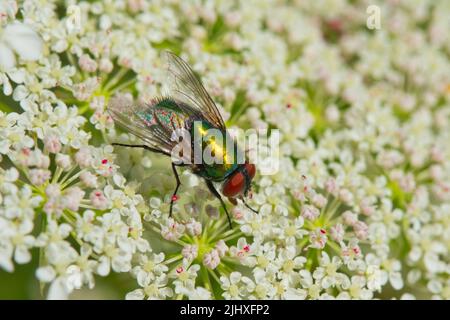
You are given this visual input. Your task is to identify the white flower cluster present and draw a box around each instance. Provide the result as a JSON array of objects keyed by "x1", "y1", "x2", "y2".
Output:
[{"x1": 0, "y1": 0, "x2": 449, "y2": 300}]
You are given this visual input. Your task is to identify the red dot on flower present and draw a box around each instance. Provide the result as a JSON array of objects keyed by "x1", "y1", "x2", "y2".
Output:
[
  {"x1": 353, "y1": 247, "x2": 360, "y2": 254},
  {"x1": 176, "y1": 267, "x2": 184, "y2": 274},
  {"x1": 328, "y1": 19, "x2": 342, "y2": 32},
  {"x1": 286, "y1": 103, "x2": 292, "y2": 109},
  {"x1": 95, "y1": 191, "x2": 101, "y2": 197},
  {"x1": 101, "y1": 159, "x2": 108, "y2": 164},
  {"x1": 171, "y1": 195, "x2": 179, "y2": 201},
  {"x1": 243, "y1": 245, "x2": 250, "y2": 252},
  {"x1": 320, "y1": 229, "x2": 327, "y2": 234}
]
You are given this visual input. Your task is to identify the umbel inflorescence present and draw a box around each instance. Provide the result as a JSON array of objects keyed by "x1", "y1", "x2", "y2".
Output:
[{"x1": 0, "y1": 0, "x2": 449, "y2": 299}]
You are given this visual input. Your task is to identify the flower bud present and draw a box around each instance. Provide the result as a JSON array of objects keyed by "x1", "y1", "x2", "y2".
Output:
[{"x1": 55, "y1": 153, "x2": 72, "y2": 170}]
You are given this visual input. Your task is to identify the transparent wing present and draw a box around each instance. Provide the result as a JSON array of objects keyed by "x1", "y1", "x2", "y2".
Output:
[
  {"x1": 107, "y1": 95, "x2": 177, "y2": 157},
  {"x1": 164, "y1": 51, "x2": 226, "y2": 130}
]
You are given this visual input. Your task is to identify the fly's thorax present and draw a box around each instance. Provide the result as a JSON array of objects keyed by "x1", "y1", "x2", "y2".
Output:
[{"x1": 190, "y1": 120, "x2": 245, "y2": 181}]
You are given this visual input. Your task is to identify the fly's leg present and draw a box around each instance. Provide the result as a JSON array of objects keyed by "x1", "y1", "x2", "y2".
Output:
[
  {"x1": 111, "y1": 143, "x2": 169, "y2": 156},
  {"x1": 205, "y1": 180, "x2": 233, "y2": 229},
  {"x1": 242, "y1": 197, "x2": 259, "y2": 214},
  {"x1": 112, "y1": 143, "x2": 183, "y2": 217},
  {"x1": 169, "y1": 162, "x2": 182, "y2": 217}
]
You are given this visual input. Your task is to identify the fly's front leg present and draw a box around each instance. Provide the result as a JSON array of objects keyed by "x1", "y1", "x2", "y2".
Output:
[
  {"x1": 113, "y1": 143, "x2": 182, "y2": 218},
  {"x1": 242, "y1": 197, "x2": 259, "y2": 214},
  {"x1": 169, "y1": 163, "x2": 182, "y2": 217},
  {"x1": 205, "y1": 180, "x2": 233, "y2": 229},
  {"x1": 111, "y1": 143, "x2": 169, "y2": 156}
]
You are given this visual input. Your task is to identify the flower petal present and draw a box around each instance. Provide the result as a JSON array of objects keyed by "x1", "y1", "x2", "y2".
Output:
[
  {"x1": 36, "y1": 266, "x2": 56, "y2": 282},
  {"x1": 3, "y1": 23, "x2": 43, "y2": 61},
  {"x1": 0, "y1": 43, "x2": 16, "y2": 71},
  {"x1": 14, "y1": 246, "x2": 31, "y2": 264}
]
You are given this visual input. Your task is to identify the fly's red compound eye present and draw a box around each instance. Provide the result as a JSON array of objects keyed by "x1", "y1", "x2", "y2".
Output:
[
  {"x1": 222, "y1": 171, "x2": 246, "y2": 198},
  {"x1": 245, "y1": 163, "x2": 256, "y2": 179}
]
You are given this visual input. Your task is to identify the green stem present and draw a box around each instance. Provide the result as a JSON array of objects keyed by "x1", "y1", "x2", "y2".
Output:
[
  {"x1": 201, "y1": 267, "x2": 213, "y2": 292},
  {"x1": 60, "y1": 169, "x2": 85, "y2": 189},
  {"x1": 227, "y1": 103, "x2": 248, "y2": 126},
  {"x1": 110, "y1": 77, "x2": 137, "y2": 92},
  {"x1": 207, "y1": 268, "x2": 222, "y2": 285},
  {"x1": 51, "y1": 167, "x2": 63, "y2": 184},
  {"x1": 221, "y1": 231, "x2": 244, "y2": 242},
  {"x1": 210, "y1": 220, "x2": 234, "y2": 241},
  {"x1": 59, "y1": 166, "x2": 78, "y2": 186},
  {"x1": 103, "y1": 68, "x2": 129, "y2": 91},
  {"x1": 164, "y1": 254, "x2": 183, "y2": 265},
  {"x1": 38, "y1": 213, "x2": 47, "y2": 297},
  {"x1": 324, "y1": 198, "x2": 341, "y2": 223}
]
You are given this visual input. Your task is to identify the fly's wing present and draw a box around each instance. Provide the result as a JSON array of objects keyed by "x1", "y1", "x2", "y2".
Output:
[
  {"x1": 164, "y1": 51, "x2": 226, "y2": 130},
  {"x1": 107, "y1": 95, "x2": 189, "y2": 162}
]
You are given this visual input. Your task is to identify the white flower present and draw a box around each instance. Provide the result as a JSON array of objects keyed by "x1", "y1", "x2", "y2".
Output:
[
  {"x1": 90, "y1": 190, "x2": 109, "y2": 210},
  {"x1": 203, "y1": 249, "x2": 220, "y2": 269},
  {"x1": 0, "y1": 22, "x2": 43, "y2": 71},
  {"x1": 78, "y1": 54, "x2": 97, "y2": 73},
  {"x1": 132, "y1": 253, "x2": 168, "y2": 283},
  {"x1": 308, "y1": 228, "x2": 328, "y2": 249},
  {"x1": 0, "y1": 167, "x2": 19, "y2": 195},
  {"x1": 185, "y1": 219, "x2": 202, "y2": 236},
  {"x1": 365, "y1": 255, "x2": 387, "y2": 292},
  {"x1": 79, "y1": 171, "x2": 97, "y2": 187},
  {"x1": 29, "y1": 168, "x2": 51, "y2": 186},
  {"x1": 172, "y1": 263, "x2": 200, "y2": 295},
  {"x1": 230, "y1": 238, "x2": 256, "y2": 266},
  {"x1": 161, "y1": 218, "x2": 185, "y2": 241},
  {"x1": 220, "y1": 272, "x2": 255, "y2": 300},
  {"x1": 181, "y1": 245, "x2": 198, "y2": 261},
  {"x1": 64, "y1": 187, "x2": 85, "y2": 211},
  {"x1": 343, "y1": 276, "x2": 373, "y2": 300},
  {"x1": 0, "y1": 216, "x2": 34, "y2": 270},
  {"x1": 126, "y1": 275, "x2": 173, "y2": 300},
  {"x1": 96, "y1": 235, "x2": 132, "y2": 276},
  {"x1": 313, "y1": 252, "x2": 345, "y2": 289},
  {"x1": 182, "y1": 286, "x2": 212, "y2": 300},
  {"x1": 330, "y1": 223, "x2": 344, "y2": 242},
  {"x1": 215, "y1": 240, "x2": 228, "y2": 257},
  {"x1": 55, "y1": 153, "x2": 72, "y2": 170}
]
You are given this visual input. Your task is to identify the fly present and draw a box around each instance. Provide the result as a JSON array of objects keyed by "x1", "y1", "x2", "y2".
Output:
[{"x1": 108, "y1": 52, "x2": 257, "y2": 228}]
